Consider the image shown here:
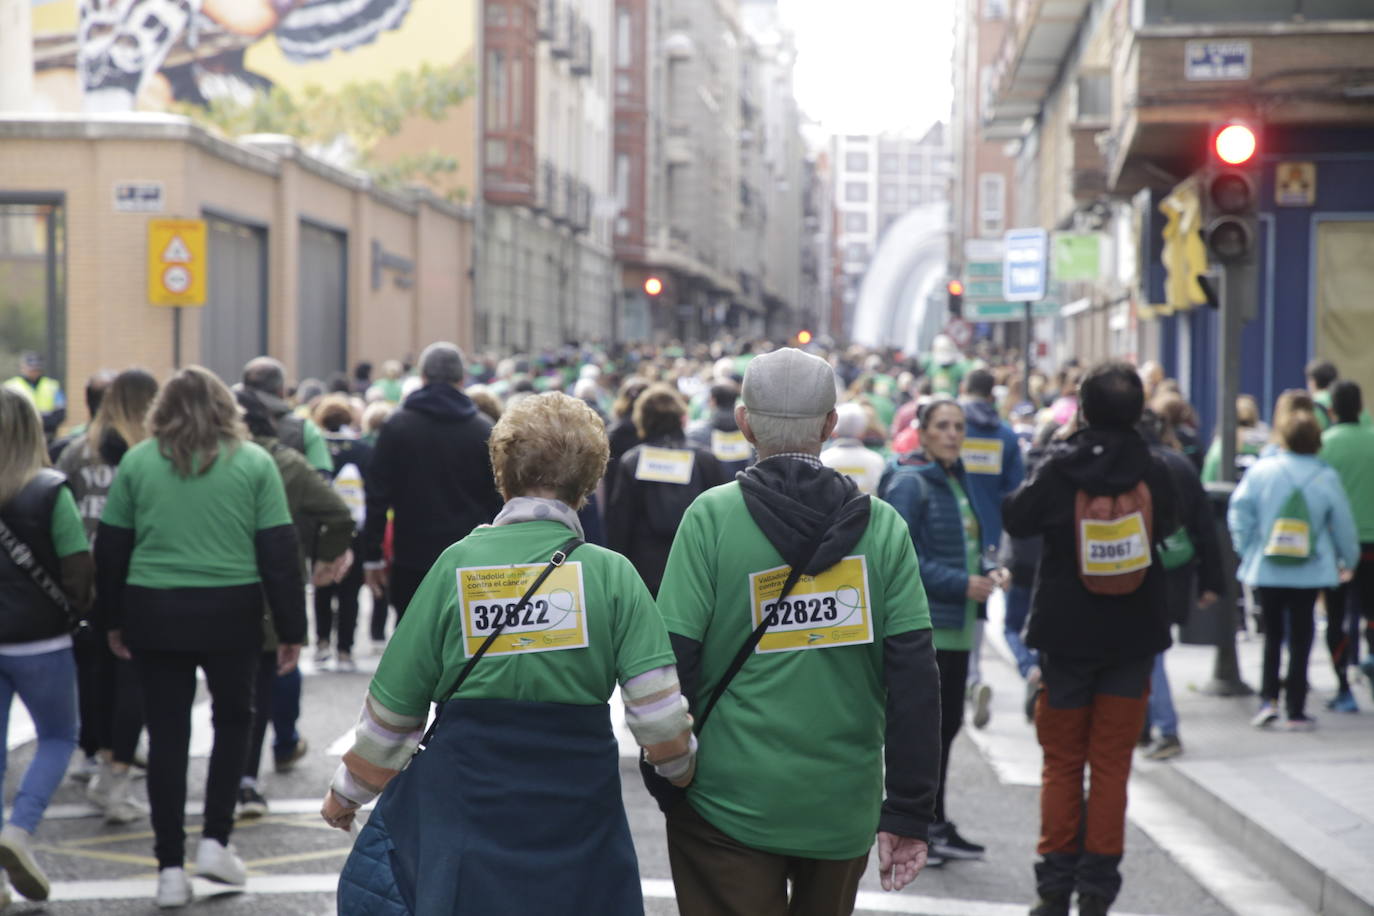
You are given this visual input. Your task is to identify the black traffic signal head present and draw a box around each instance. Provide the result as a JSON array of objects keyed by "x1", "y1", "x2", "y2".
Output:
[
  {"x1": 947, "y1": 278, "x2": 964, "y2": 317},
  {"x1": 1203, "y1": 120, "x2": 1260, "y2": 265}
]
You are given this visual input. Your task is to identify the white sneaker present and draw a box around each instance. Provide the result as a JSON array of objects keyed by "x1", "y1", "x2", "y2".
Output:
[
  {"x1": 70, "y1": 754, "x2": 100, "y2": 784},
  {"x1": 0, "y1": 824, "x2": 49, "y2": 901},
  {"x1": 971, "y1": 682, "x2": 993, "y2": 729},
  {"x1": 156, "y1": 867, "x2": 192, "y2": 908},
  {"x1": 86, "y1": 761, "x2": 114, "y2": 809},
  {"x1": 194, "y1": 837, "x2": 246, "y2": 886},
  {"x1": 103, "y1": 771, "x2": 146, "y2": 825}
]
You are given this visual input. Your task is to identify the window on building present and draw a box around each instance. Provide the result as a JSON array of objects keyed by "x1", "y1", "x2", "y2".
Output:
[
  {"x1": 880, "y1": 184, "x2": 899, "y2": 204},
  {"x1": 844, "y1": 211, "x2": 868, "y2": 232},
  {"x1": 615, "y1": 152, "x2": 631, "y2": 210},
  {"x1": 984, "y1": 0, "x2": 1007, "y2": 18},
  {"x1": 844, "y1": 181, "x2": 868, "y2": 202},
  {"x1": 907, "y1": 153, "x2": 923, "y2": 175},
  {"x1": 908, "y1": 186, "x2": 924, "y2": 206},
  {"x1": 1076, "y1": 71, "x2": 1111, "y2": 123},
  {"x1": 845, "y1": 152, "x2": 870, "y2": 173},
  {"x1": 880, "y1": 153, "x2": 900, "y2": 174},
  {"x1": 978, "y1": 173, "x2": 1005, "y2": 237},
  {"x1": 846, "y1": 241, "x2": 868, "y2": 263},
  {"x1": 617, "y1": 7, "x2": 632, "y2": 67},
  {"x1": 486, "y1": 50, "x2": 507, "y2": 130}
]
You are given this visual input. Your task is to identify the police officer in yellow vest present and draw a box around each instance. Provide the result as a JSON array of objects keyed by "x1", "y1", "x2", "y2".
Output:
[{"x1": 5, "y1": 351, "x2": 66, "y2": 440}]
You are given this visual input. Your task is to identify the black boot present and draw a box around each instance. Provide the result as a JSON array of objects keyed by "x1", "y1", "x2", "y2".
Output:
[
  {"x1": 1028, "y1": 892, "x2": 1070, "y2": 916},
  {"x1": 1078, "y1": 892, "x2": 1111, "y2": 916}
]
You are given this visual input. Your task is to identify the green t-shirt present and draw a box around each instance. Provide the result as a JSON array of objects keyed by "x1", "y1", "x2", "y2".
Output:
[
  {"x1": 301, "y1": 419, "x2": 334, "y2": 473},
  {"x1": 657, "y1": 482, "x2": 931, "y2": 860},
  {"x1": 369, "y1": 521, "x2": 676, "y2": 717},
  {"x1": 1321, "y1": 422, "x2": 1374, "y2": 542},
  {"x1": 100, "y1": 438, "x2": 293, "y2": 588},
  {"x1": 940, "y1": 477, "x2": 979, "y2": 652},
  {"x1": 51, "y1": 487, "x2": 89, "y2": 558}
]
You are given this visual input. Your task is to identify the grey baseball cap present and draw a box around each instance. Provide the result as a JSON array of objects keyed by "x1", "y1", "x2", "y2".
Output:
[{"x1": 741, "y1": 348, "x2": 837, "y2": 419}]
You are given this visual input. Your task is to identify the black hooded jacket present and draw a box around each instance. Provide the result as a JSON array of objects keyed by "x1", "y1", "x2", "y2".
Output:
[
  {"x1": 671, "y1": 457, "x2": 943, "y2": 841},
  {"x1": 361, "y1": 384, "x2": 503, "y2": 573},
  {"x1": 1003, "y1": 427, "x2": 1179, "y2": 662}
]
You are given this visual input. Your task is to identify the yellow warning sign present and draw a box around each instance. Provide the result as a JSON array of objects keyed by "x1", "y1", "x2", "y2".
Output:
[{"x1": 147, "y1": 218, "x2": 207, "y2": 307}]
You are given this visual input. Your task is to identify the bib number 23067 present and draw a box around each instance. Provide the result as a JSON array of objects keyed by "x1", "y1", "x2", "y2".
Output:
[
  {"x1": 749, "y1": 555, "x2": 873, "y2": 654},
  {"x1": 1079, "y1": 513, "x2": 1151, "y2": 577},
  {"x1": 456, "y1": 561, "x2": 589, "y2": 657}
]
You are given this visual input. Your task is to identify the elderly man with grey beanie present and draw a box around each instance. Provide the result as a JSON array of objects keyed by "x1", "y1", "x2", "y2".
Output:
[
  {"x1": 654, "y1": 347, "x2": 943, "y2": 914},
  {"x1": 360, "y1": 342, "x2": 503, "y2": 620}
]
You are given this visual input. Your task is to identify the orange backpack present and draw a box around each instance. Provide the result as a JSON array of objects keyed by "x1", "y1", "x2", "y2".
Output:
[{"x1": 1074, "y1": 481, "x2": 1154, "y2": 596}]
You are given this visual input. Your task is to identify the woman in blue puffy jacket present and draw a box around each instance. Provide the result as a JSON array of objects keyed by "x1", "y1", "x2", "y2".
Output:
[
  {"x1": 1228, "y1": 405, "x2": 1358, "y2": 731},
  {"x1": 880, "y1": 398, "x2": 998, "y2": 865}
]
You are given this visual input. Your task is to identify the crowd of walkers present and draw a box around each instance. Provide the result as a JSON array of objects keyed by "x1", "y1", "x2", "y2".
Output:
[{"x1": 0, "y1": 334, "x2": 1371, "y2": 915}]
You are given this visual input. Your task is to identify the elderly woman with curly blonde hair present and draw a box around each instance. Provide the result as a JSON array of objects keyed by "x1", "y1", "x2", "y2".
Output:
[{"x1": 330, "y1": 392, "x2": 695, "y2": 916}]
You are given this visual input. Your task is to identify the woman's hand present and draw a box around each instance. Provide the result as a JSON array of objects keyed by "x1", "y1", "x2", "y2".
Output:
[
  {"x1": 1339, "y1": 567, "x2": 1355, "y2": 585},
  {"x1": 966, "y1": 576, "x2": 995, "y2": 603},
  {"x1": 321, "y1": 789, "x2": 358, "y2": 832},
  {"x1": 107, "y1": 629, "x2": 132, "y2": 661}
]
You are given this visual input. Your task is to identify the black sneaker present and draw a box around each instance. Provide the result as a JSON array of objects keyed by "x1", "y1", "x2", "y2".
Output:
[
  {"x1": 930, "y1": 821, "x2": 985, "y2": 860},
  {"x1": 1077, "y1": 892, "x2": 1111, "y2": 916},
  {"x1": 236, "y1": 785, "x2": 268, "y2": 819}
]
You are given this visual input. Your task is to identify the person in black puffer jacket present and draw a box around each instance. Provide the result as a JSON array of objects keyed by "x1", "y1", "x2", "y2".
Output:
[
  {"x1": 360, "y1": 343, "x2": 504, "y2": 620},
  {"x1": 606, "y1": 384, "x2": 728, "y2": 596},
  {"x1": 685, "y1": 381, "x2": 754, "y2": 477},
  {"x1": 1004, "y1": 362, "x2": 1178, "y2": 916}
]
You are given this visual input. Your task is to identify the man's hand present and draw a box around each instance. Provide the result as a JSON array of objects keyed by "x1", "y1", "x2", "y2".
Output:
[
  {"x1": 1198, "y1": 590, "x2": 1219, "y2": 609},
  {"x1": 277, "y1": 643, "x2": 302, "y2": 676},
  {"x1": 321, "y1": 789, "x2": 358, "y2": 832},
  {"x1": 364, "y1": 565, "x2": 388, "y2": 598},
  {"x1": 313, "y1": 549, "x2": 354, "y2": 587},
  {"x1": 877, "y1": 832, "x2": 928, "y2": 892},
  {"x1": 107, "y1": 629, "x2": 132, "y2": 661},
  {"x1": 966, "y1": 576, "x2": 995, "y2": 603}
]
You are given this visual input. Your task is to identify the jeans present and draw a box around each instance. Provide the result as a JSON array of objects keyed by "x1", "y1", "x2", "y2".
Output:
[
  {"x1": 272, "y1": 663, "x2": 301, "y2": 760},
  {"x1": 0, "y1": 648, "x2": 79, "y2": 833},
  {"x1": 1004, "y1": 584, "x2": 1039, "y2": 678},
  {"x1": 1148, "y1": 652, "x2": 1178, "y2": 737}
]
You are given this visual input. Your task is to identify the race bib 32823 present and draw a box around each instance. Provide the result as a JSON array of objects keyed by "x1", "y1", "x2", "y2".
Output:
[
  {"x1": 456, "y1": 562, "x2": 589, "y2": 657},
  {"x1": 748, "y1": 556, "x2": 874, "y2": 654}
]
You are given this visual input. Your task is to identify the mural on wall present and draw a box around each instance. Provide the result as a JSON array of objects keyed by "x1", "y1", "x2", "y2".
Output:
[{"x1": 30, "y1": 0, "x2": 466, "y2": 112}]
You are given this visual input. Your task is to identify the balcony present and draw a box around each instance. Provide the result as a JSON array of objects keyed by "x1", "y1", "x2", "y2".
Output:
[
  {"x1": 984, "y1": 0, "x2": 1094, "y2": 138},
  {"x1": 563, "y1": 174, "x2": 579, "y2": 229},
  {"x1": 571, "y1": 182, "x2": 592, "y2": 233},
  {"x1": 533, "y1": 159, "x2": 554, "y2": 213},
  {"x1": 545, "y1": 163, "x2": 564, "y2": 222},
  {"x1": 551, "y1": 7, "x2": 574, "y2": 58},
  {"x1": 665, "y1": 125, "x2": 692, "y2": 166},
  {"x1": 1138, "y1": 0, "x2": 1370, "y2": 25}
]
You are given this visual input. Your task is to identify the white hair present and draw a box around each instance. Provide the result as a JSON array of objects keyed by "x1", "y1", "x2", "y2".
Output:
[
  {"x1": 745, "y1": 409, "x2": 829, "y2": 455},
  {"x1": 833, "y1": 403, "x2": 867, "y2": 439}
]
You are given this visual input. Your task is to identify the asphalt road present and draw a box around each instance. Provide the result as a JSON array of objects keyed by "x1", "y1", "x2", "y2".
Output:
[{"x1": 0, "y1": 644, "x2": 1232, "y2": 915}]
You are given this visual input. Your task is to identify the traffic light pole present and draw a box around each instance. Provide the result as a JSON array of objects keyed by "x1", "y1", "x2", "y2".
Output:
[
  {"x1": 1203, "y1": 259, "x2": 1257, "y2": 697},
  {"x1": 1023, "y1": 300, "x2": 1033, "y2": 407}
]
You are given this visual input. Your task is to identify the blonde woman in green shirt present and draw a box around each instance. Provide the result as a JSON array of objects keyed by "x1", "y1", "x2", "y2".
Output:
[{"x1": 329, "y1": 392, "x2": 693, "y2": 915}]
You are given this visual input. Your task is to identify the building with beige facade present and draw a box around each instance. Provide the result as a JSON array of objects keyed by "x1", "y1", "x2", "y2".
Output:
[{"x1": 0, "y1": 115, "x2": 474, "y2": 412}]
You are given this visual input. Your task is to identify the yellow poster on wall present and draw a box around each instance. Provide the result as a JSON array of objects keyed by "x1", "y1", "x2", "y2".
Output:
[{"x1": 147, "y1": 218, "x2": 207, "y2": 307}]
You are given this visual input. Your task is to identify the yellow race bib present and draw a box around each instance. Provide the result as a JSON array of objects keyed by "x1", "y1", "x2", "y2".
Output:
[
  {"x1": 635, "y1": 447, "x2": 695, "y2": 484},
  {"x1": 711, "y1": 430, "x2": 753, "y2": 463},
  {"x1": 1264, "y1": 519, "x2": 1311, "y2": 559},
  {"x1": 749, "y1": 556, "x2": 874, "y2": 653},
  {"x1": 1079, "y1": 513, "x2": 1152, "y2": 576},
  {"x1": 456, "y1": 562, "x2": 589, "y2": 657},
  {"x1": 961, "y1": 438, "x2": 1004, "y2": 476}
]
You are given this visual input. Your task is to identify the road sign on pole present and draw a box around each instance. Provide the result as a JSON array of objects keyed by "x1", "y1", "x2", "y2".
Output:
[
  {"x1": 1003, "y1": 228, "x2": 1049, "y2": 301},
  {"x1": 148, "y1": 218, "x2": 207, "y2": 307}
]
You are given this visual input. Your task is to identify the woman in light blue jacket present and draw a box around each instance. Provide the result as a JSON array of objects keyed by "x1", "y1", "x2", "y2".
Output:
[{"x1": 1228, "y1": 407, "x2": 1358, "y2": 730}]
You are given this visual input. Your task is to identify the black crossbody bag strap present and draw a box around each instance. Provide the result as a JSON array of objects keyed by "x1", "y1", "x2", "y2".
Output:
[
  {"x1": 693, "y1": 525, "x2": 831, "y2": 734},
  {"x1": 414, "y1": 537, "x2": 583, "y2": 755},
  {"x1": 0, "y1": 516, "x2": 80, "y2": 630}
]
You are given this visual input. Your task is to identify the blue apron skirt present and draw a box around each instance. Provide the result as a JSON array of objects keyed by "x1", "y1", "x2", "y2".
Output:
[{"x1": 338, "y1": 697, "x2": 643, "y2": 915}]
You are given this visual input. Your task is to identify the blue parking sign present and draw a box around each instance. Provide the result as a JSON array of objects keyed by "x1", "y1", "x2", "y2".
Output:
[{"x1": 1003, "y1": 228, "x2": 1048, "y2": 302}]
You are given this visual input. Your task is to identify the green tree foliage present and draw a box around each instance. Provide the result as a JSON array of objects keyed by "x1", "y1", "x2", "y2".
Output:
[{"x1": 176, "y1": 63, "x2": 474, "y2": 199}]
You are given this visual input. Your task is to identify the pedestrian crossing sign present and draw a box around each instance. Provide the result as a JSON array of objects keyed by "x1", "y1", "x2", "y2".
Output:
[{"x1": 148, "y1": 218, "x2": 207, "y2": 307}]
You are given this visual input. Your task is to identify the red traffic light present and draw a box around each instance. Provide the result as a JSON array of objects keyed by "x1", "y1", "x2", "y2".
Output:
[
  {"x1": 947, "y1": 279, "x2": 964, "y2": 296},
  {"x1": 1214, "y1": 124, "x2": 1257, "y2": 166},
  {"x1": 644, "y1": 276, "x2": 663, "y2": 297}
]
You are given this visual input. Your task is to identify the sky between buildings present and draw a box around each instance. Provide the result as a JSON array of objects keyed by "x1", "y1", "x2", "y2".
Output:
[{"x1": 779, "y1": 0, "x2": 955, "y2": 135}]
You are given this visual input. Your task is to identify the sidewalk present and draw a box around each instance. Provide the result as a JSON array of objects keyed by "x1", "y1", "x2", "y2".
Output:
[
  {"x1": 982, "y1": 591, "x2": 1374, "y2": 916},
  {"x1": 1139, "y1": 631, "x2": 1374, "y2": 916}
]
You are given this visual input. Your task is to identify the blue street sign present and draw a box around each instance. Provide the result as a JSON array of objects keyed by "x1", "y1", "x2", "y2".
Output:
[{"x1": 1003, "y1": 228, "x2": 1049, "y2": 302}]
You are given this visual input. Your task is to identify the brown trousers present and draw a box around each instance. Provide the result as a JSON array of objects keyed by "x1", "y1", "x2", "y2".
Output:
[
  {"x1": 1035, "y1": 654, "x2": 1151, "y2": 858},
  {"x1": 666, "y1": 802, "x2": 869, "y2": 916}
]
